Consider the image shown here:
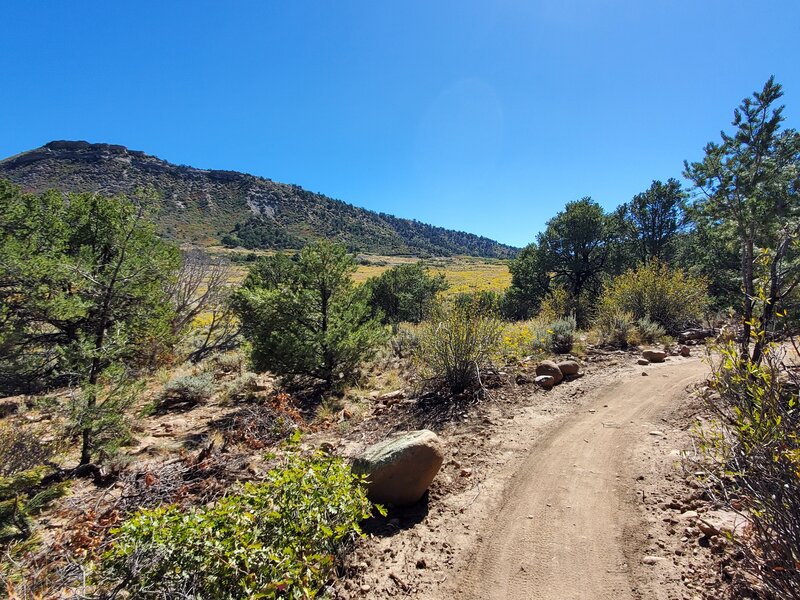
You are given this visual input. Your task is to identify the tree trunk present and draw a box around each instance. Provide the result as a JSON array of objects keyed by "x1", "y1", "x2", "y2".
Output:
[{"x1": 740, "y1": 235, "x2": 755, "y2": 360}]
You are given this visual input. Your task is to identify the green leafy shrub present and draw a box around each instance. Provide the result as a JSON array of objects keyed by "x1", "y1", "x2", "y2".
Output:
[
  {"x1": 159, "y1": 373, "x2": 215, "y2": 407},
  {"x1": 596, "y1": 260, "x2": 708, "y2": 334},
  {"x1": 549, "y1": 316, "x2": 576, "y2": 354},
  {"x1": 415, "y1": 300, "x2": 502, "y2": 394},
  {"x1": 99, "y1": 451, "x2": 373, "y2": 599},
  {"x1": 452, "y1": 290, "x2": 501, "y2": 317}
]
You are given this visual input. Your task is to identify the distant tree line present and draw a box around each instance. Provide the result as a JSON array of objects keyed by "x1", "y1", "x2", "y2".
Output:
[{"x1": 505, "y1": 77, "x2": 799, "y2": 339}]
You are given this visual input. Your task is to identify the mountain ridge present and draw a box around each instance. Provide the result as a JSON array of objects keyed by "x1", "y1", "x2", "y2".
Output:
[{"x1": 0, "y1": 140, "x2": 518, "y2": 258}]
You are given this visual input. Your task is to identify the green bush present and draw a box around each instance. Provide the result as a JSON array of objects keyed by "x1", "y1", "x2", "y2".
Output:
[
  {"x1": 99, "y1": 451, "x2": 373, "y2": 599},
  {"x1": 415, "y1": 300, "x2": 502, "y2": 394},
  {"x1": 232, "y1": 241, "x2": 386, "y2": 387},
  {"x1": 595, "y1": 260, "x2": 708, "y2": 334},
  {"x1": 365, "y1": 262, "x2": 448, "y2": 326},
  {"x1": 549, "y1": 316, "x2": 576, "y2": 354},
  {"x1": 699, "y1": 340, "x2": 800, "y2": 599}
]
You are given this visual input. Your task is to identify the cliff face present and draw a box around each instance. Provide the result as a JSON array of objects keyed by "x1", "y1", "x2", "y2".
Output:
[{"x1": 0, "y1": 141, "x2": 517, "y2": 258}]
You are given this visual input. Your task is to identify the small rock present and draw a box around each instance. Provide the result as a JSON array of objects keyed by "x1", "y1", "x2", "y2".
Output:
[
  {"x1": 637, "y1": 358, "x2": 650, "y2": 366},
  {"x1": 649, "y1": 430, "x2": 665, "y2": 436},
  {"x1": 378, "y1": 389, "x2": 405, "y2": 403},
  {"x1": 416, "y1": 558, "x2": 427, "y2": 569},
  {"x1": 535, "y1": 375, "x2": 556, "y2": 389},
  {"x1": 680, "y1": 345, "x2": 691, "y2": 357},
  {"x1": 515, "y1": 373, "x2": 534, "y2": 385},
  {"x1": 642, "y1": 556, "x2": 666, "y2": 565},
  {"x1": 642, "y1": 372, "x2": 649, "y2": 376}
]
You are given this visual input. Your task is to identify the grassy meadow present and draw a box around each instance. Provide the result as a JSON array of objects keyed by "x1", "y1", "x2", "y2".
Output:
[{"x1": 210, "y1": 247, "x2": 513, "y2": 296}]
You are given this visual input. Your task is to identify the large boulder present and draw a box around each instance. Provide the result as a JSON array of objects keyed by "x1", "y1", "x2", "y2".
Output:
[
  {"x1": 536, "y1": 360, "x2": 564, "y2": 384},
  {"x1": 557, "y1": 360, "x2": 580, "y2": 377},
  {"x1": 642, "y1": 349, "x2": 667, "y2": 363},
  {"x1": 352, "y1": 430, "x2": 444, "y2": 506}
]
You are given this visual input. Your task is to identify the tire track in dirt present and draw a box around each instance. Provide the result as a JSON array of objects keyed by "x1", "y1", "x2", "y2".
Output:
[{"x1": 450, "y1": 358, "x2": 707, "y2": 600}]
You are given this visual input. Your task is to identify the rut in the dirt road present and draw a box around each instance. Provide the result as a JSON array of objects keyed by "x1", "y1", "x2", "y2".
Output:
[{"x1": 451, "y1": 358, "x2": 707, "y2": 600}]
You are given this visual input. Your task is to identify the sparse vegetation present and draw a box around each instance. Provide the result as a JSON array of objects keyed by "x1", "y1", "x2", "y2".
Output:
[
  {"x1": 415, "y1": 299, "x2": 502, "y2": 394},
  {"x1": 159, "y1": 373, "x2": 216, "y2": 408}
]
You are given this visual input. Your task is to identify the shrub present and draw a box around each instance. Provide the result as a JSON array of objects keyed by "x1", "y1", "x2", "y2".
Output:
[
  {"x1": 99, "y1": 451, "x2": 373, "y2": 599},
  {"x1": 219, "y1": 372, "x2": 259, "y2": 403},
  {"x1": 212, "y1": 351, "x2": 245, "y2": 375},
  {"x1": 160, "y1": 373, "x2": 215, "y2": 407},
  {"x1": 0, "y1": 422, "x2": 68, "y2": 543},
  {"x1": 0, "y1": 422, "x2": 59, "y2": 477},
  {"x1": 390, "y1": 326, "x2": 420, "y2": 359},
  {"x1": 635, "y1": 317, "x2": 666, "y2": 344},
  {"x1": 549, "y1": 316, "x2": 576, "y2": 354},
  {"x1": 365, "y1": 262, "x2": 448, "y2": 326},
  {"x1": 415, "y1": 300, "x2": 502, "y2": 394},
  {"x1": 595, "y1": 308, "x2": 635, "y2": 347},
  {"x1": 232, "y1": 241, "x2": 386, "y2": 387},
  {"x1": 596, "y1": 260, "x2": 708, "y2": 334},
  {"x1": 452, "y1": 290, "x2": 501, "y2": 317},
  {"x1": 698, "y1": 340, "x2": 800, "y2": 599}
]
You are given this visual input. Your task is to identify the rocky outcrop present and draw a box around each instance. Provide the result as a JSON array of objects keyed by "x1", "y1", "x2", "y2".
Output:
[
  {"x1": 352, "y1": 430, "x2": 444, "y2": 506},
  {"x1": 0, "y1": 141, "x2": 518, "y2": 258}
]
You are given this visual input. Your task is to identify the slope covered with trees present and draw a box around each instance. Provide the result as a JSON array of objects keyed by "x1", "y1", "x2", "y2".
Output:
[{"x1": 0, "y1": 141, "x2": 518, "y2": 258}]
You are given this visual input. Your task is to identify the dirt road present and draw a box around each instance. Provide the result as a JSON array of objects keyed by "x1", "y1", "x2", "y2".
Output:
[{"x1": 451, "y1": 358, "x2": 707, "y2": 600}]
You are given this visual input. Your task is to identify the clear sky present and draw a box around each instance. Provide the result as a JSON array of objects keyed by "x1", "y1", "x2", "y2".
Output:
[{"x1": 1, "y1": 1, "x2": 798, "y2": 247}]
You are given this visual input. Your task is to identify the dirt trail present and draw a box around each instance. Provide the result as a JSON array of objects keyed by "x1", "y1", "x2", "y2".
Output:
[{"x1": 450, "y1": 358, "x2": 707, "y2": 600}]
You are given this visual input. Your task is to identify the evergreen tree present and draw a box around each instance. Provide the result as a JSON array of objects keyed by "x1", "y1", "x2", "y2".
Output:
[
  {"x1": 232, "y1": 241, "x2": 385, "y2": 387},
  {"x1": 0, "y1": 181, "x2": 180, "y2": 464},
  {"x1": 507, "y1": 198, "x2": 625, "y2": 325},
  {"x1": 365, "y1": 262, "x2": 448, "y2": 327},
  {"x1": 684, "y1": 77, "x2": 800, "y2": 362},
  {"x1": 621, "y1": 178, "x2": 687, "y2": 262}
]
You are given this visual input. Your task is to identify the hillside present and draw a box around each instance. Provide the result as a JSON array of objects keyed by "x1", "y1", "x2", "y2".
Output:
[{"x1": 0, "y1": 141, "x2": 517, "y2": 258}]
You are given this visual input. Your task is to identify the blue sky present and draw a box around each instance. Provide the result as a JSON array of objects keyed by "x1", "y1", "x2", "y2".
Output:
[{"x1": 1, "y1": 1, "x2": 798, "y2": 247}]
